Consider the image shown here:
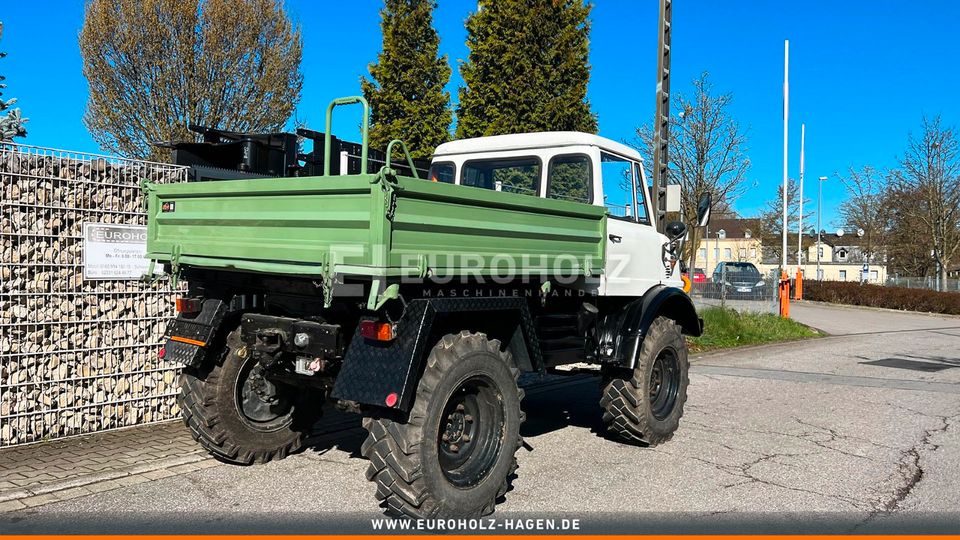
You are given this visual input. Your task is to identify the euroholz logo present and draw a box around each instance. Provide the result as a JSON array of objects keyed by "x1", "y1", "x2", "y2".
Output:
[
  {"x1": 329, "y1": 243, "x2": 646, "y2": 285},
  {"x1": 85, "y1": 224, "x2": 148, "y2": 244}
]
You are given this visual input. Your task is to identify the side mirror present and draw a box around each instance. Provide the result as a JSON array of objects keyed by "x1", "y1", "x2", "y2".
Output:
[
  {"x1": 665, "y1": 221, "x2": 687, "y2": 241},
  {"x1": 697, "y1": 193, "x2": 712, "y2": 227}
]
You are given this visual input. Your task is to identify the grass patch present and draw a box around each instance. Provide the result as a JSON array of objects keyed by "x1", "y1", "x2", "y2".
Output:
[{"x1": 687, "y1": 307, "x2": 820, "y2": 353}]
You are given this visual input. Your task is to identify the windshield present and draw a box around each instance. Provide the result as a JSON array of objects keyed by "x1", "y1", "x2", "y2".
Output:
[{"x1": 723, "y1": 263, "x2": 760, "y2": 280}]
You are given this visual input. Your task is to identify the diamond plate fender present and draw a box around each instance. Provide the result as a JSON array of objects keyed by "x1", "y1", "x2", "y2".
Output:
[
  {"x1": 330, "y1": 297, "x2": 542, "y2": 412},
  {"x1": 162, "y1": 299, "x2": 228, "y2": 367}
]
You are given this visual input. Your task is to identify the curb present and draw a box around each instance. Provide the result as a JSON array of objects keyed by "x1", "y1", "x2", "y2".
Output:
[{"x1": 795, "y1": 299, "x2": 960, "y2": 320}]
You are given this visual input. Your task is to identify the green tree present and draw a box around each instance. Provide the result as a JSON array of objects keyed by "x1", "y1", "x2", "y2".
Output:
[
  {"x1": 456, "y1": 0, "x2": 597, "y2": 138},
  {"x1": 0, "y1": 22, "x2": 28, "y2": 140},
  {"x1": 361, "y1": 0, "x2": 451, "y2": 159},
  {"x1": 79, "y1": 0, "x2": 303, "y2": 161}
]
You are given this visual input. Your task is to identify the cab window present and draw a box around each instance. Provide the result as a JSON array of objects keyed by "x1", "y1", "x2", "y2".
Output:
[
  {"x1": 600, "y1": 152, "x2": 636, "y2": 220},
  {"x1": 634, "y1": 162, "x2": 650, "y2": 224},
  {"x1": 547, "y1": 154, "x2": 592, "y2": 204},
  {"x1": 428, "y1": 162, "x2": 455, "y2": 183},
  {"x1": 461, "y1": 157, "x2": 541, "y2": 196}
]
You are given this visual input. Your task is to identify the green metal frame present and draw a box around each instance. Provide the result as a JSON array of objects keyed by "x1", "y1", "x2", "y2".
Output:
[
  {"x1": 323, "y1": 96, "x2": 369, "y2": 176},
  {"x1": 384, "y1": 139, "x2": 420, "y2": 179},
  {"x1": 144, "y1": 95, "x2": 608, "y2": 312}
]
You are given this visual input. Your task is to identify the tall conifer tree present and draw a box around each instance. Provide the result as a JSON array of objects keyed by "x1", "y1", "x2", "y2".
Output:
[
  {"x1": 456, "y1": 0, "x2": 597, "y2": 138},
  {"x1": 0, "y1": 22, "x2": 28, "y2": 140},
  {"x1": 362, "y1": 0, "x2": 452, "y2": 158}
]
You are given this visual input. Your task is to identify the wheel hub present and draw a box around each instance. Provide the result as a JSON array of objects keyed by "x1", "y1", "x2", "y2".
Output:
[
  {"x1": 248, "y1": 367, "x2": 280, "y2": 404},
  {"x1": 239, "y1": 363, "x2": 292, "y2": 426},
  {"x1": 648, "y1": 348, "x2": 680, "y2": 421},
  {"x1": 441, "y1": 403, "x2": 475, "y2": 453},
  {"x1": 437, "y1": 376, "x2": 505, "y2": 488}
]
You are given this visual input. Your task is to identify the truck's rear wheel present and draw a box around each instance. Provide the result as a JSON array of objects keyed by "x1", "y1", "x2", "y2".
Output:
[
  {"x1": 362, "y1": 331, "x2": 523, "y2": 518},
  {"x1": 178, "y1": 327, "x2": 322, "y2": 465},
  {"x1": 600, "y1": 316, "x2": 688, "y2": 446}
]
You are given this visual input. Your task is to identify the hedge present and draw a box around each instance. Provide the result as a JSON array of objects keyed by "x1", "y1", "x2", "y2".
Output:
[{"x1": 803, "y1": 280, "x2": 960, "y2": 315}]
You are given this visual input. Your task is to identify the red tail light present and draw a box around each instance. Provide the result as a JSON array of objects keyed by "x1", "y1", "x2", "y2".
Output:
[
  {"x1": 175, "y1": 297, "x2": 201, "y2": 313},
  {"x1": 360, "y1": 320, "x2": 396, "y2": 341}
]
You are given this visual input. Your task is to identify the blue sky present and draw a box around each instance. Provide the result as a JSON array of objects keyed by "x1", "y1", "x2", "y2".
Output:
[{"x1": 3, "y1": 1, "x2": 959, "y2": 226}]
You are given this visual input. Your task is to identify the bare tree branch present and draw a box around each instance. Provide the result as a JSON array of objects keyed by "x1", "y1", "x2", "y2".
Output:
[
  {"x1": 888, "y1": 115, "x2": 960, "y2": 283},
  {"x1": 79, "y1": 0, "x2": 303, "y2": 161},
  {"x1": 632, "y1": 72, "x2": 750, "y2": 272}
]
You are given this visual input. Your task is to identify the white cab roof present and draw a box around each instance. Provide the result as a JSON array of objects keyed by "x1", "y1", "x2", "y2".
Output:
[{"x1": 433, "y1": 131, "x2": 642, "y2": 161}]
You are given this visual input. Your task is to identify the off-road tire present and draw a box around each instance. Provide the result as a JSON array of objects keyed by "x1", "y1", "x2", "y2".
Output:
[
  {"x1": 178, "y1": 327, "x2": 322, "y2": 465},
  {"x1": 600, "y1": 316, "x2": 688, "y2": 446},
  {"x1": 362, "y1": 331, "x2": 524, "y2": 518}
]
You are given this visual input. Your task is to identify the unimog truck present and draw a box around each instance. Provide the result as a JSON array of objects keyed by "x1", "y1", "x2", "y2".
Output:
[{"x1": 145, "y1": 97, "x2": 709, "y2": 518}]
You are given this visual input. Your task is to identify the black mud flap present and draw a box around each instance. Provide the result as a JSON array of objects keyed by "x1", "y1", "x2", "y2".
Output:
[
  {"x1": 330, "y1": 297, "x2": 540, "y2": 413},
  {"x1": 162, "y1": 299, "x2": 228, "y2": 367},
  {"x1": 597, "y1": 285, "x2": 701, "y2": 369}
]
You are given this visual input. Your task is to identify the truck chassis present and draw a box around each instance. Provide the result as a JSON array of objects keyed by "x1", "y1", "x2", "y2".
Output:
[{"x1": 148, "y1": 97, "x2": 705, "y2": 517}]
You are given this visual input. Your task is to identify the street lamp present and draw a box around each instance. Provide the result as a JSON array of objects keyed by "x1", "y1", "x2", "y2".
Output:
[{"x1": 817, "y1": 176, "x2": 827, "y2": 280}]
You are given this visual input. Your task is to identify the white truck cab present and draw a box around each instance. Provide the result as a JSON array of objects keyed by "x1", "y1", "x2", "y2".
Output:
[{"x1": 429, "y1": 131, "x2": 684, "y2": 296}]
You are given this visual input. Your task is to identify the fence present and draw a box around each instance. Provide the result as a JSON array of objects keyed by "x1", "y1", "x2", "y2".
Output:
[
  {"x1": 688, "y1": 266, "x2": 780, "y2": 315},
  {"x1": 886, "y1": 276, "x2": 960, "y2": 293},
  {"x1": 1, "y1": 143, "x2": 187, "y2": 447}
]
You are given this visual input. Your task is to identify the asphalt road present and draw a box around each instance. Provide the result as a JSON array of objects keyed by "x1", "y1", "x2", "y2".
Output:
[{"x1": 6, "y1": 302, "x2": 960, "y2": 533}]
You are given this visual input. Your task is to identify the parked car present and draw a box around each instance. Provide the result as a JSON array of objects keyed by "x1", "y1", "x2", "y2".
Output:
[
  {"x1": 711, "y1": 262, "x2": 766, "y2": 299},
  {"x1": 680, "y1": 264, "x2": 706, "y2": 283}
]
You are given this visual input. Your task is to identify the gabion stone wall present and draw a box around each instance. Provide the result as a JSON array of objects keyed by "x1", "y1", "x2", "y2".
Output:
[{"x1": 0, "y1": 144, "x2": 188, "y2": 446}]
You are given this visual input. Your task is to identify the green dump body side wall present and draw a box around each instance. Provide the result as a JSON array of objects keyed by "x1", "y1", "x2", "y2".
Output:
[
  {"x1": 145, "y1": 173, "x2": 606, "y2": 281},
  {"x1": 388, "y1": 178, "x2": 605, "y2": 278}
]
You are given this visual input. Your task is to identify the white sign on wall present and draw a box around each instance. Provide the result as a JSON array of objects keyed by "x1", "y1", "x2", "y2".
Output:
[{"x1": 82, "y1": 223, "x2": 151, "y2": 280}]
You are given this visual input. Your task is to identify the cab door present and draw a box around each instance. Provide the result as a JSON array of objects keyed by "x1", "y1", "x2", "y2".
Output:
[{"x1": 600, "y1": 153, "x2": 664, "y2": 296}]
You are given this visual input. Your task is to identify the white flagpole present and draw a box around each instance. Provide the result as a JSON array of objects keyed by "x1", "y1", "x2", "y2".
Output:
[
  {"x1": 781, "y1": 40, "x2": 789, "y2": 273},
  {"x1": 797, "y1": 123, "x2": 805, "y2": 270}
]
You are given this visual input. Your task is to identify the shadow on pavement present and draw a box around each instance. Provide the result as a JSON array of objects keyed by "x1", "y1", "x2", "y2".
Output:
[
  {"x1": 298, "y1": 375, "x2": 627, "y2": 460},
  {"x1": 520, "y1": 376, "x2": 605, "y2": 438}
]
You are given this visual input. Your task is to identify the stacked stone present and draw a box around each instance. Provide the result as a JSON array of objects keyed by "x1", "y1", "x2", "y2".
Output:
[{"x1": 0, "y1": 146, "x2": 187, "y2": 446}]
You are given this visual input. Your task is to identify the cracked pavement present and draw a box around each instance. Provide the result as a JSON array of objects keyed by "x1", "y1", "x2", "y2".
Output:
[{"x1": 3, "y1": 302, "x2": 959, "y2": 532}]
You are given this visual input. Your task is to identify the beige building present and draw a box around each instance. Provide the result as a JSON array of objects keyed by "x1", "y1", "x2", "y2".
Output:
[
  {"x1": 693, "y1": 218, "x2": 763, "y2": 276},
  {"x1": 792, "y1": 233, "x2": 887, "y2": 284},
  {"x1": 693, "y1": 219, "x2": 888, "y2": 284}
]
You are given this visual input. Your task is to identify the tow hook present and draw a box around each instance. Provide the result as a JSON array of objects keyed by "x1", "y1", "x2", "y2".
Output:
[{"x1": 252, "y1": 329, "x2": 284, "y2": 368}]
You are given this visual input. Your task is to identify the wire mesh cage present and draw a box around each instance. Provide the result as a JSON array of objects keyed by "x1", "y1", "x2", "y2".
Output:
[{"x1": 1, "y1": 143, "x2": 188, "y2": 447}]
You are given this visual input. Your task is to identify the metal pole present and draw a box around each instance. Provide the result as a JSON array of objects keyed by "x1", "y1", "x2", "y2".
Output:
[
  {"x1": 704, "y1": 226, "x2": 710, "y2": 276},
  {"x1": 797, "y1": 124, "x2": 805, "y2": 271},
  {"x1": 716, "y1": 233, "x2": 719, "y2": 269},
  {"x1": 817, "y1": 176, "x2": 826, "y2": 280},
  {"x1": 781, "y1": 40, "x2": 789, "y2": 273},
  {"x1": 650, "y1": 0, "x2": 672, "y2": 233}
]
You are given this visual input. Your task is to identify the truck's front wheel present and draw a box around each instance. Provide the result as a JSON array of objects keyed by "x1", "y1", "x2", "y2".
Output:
[
  {"x1": 600, "y1": 316, "x2": 688, "y2": 446},
  {"x1": 362, "y1": 331, "x2": 523, "y2": 518},
  {"x1": 178, "y1": 327, "x2": 322, "y2": 465}
]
